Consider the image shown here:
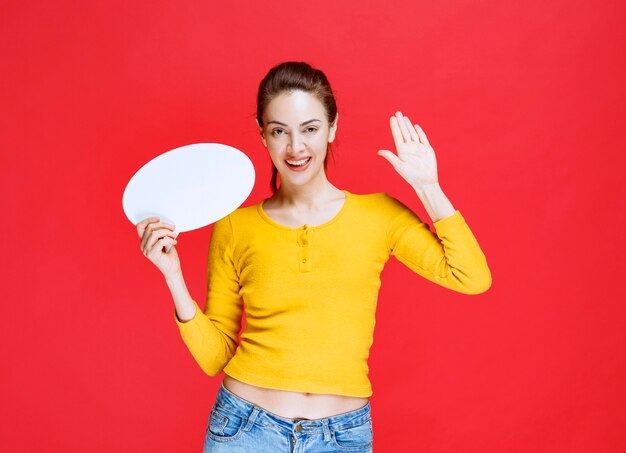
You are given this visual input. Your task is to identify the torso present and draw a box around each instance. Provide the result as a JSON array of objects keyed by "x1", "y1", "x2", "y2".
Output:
[
  {"x1": 225, "y1": 187, "x2": 369, "y2": 420},
  {"x1": 223, "y1": 374, "x2": 370, "y2": 419}
]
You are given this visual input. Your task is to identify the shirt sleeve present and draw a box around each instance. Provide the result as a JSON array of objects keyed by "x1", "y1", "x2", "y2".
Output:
[
  {"x1": 382, "y1": 194, "x2": 492, "y2": 294},
  {"x1": 175, "y1": 214, "x2": 244, "y2": 375}
]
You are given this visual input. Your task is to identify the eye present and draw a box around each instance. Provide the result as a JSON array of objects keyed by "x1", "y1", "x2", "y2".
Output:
[
  {"x1": 271, "y1": 128, "x2": 286, "y2": 137},
  {"x1": 304, "y1": 127, "x2": 318, "y2": 133}
]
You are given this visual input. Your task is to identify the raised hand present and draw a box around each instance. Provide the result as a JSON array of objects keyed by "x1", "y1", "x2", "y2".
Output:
[{"x1": 377, "y1": 111, "x2": 439, "y2": 190}]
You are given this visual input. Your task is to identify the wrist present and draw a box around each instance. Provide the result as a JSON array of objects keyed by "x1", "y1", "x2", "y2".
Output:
[
  {"x1": 164, "y1": 268, "x2": 184, "y2": 285},
  {"x1": 413, "y1": 182, "x2": 442, "y2": 197},
  {"x1": 413, "y1": 182, "x2": 456, "y2": 222}
]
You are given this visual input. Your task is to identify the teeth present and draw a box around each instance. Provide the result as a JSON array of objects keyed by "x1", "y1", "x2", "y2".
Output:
[{"x1": 286, "y1": 157, "x2": 311, "y2": 166}]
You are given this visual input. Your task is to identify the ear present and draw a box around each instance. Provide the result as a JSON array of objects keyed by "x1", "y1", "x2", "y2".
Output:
[
  {"x1": 256, "y1": 118, "x2": 267, "y2": 147},
  {"x1": 328, "y1": 112, "x2": 338, "y2": 143}
]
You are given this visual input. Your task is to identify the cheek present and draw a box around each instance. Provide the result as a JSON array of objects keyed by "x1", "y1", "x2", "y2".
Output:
[
  {"x1": 266, "y1": 144, "x2": 284, "y2": 163},
  {"x1": 313, "y1": 134, "x2": 331, "y2": 152},
  {"x1": 267, "y1": 134, "x2": 287, "y2": 147},
  {"x1": 316, "y1": 129, "x2": 332, "y2": 145}
]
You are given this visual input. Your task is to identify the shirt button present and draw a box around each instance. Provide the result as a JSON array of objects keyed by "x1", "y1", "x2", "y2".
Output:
[{"x1": 302, "y1": 259, "x2": 307, "y2": 263}]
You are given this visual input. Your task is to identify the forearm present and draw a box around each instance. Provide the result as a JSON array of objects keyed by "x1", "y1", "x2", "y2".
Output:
[
  {"x1": 168, "y1": 270, "x2": 240, "y2": 375},
  {"x1": 391, "y1": 205, "x2": 492, "y2": 294},
  {"x1": 165, "y1": 270, "x2": 197, "y2": 322},
  {"x1": 413, "y1": 183, "x2": 456, "y2": 223}
]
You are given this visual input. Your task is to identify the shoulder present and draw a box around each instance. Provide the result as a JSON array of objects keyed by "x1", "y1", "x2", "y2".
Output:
[
  {"x1": 345, "y1": 191, "x2": 423, "y2": 232},
  {"x1": 346, "y1": 190, "x2": 408, "y2": 213},
  {"x1": 226, "y1": 202, "x2": 260, "y2": 223},
  {"x1": 213, "y1": 200, "x2": 263, "y2": 235}
]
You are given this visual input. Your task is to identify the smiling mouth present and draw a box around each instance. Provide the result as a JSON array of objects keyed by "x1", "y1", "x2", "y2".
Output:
[{"x1": 285, "y1": 157, "x2": 312, "y2": 167}]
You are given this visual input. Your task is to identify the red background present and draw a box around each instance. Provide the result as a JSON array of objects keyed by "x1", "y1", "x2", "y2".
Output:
[{"x1": 2, "y1": 0, "x2": 625, "y2": 451}]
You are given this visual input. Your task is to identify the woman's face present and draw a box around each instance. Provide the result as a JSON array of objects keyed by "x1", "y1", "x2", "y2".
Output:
[{"x1": 259, "y1": 90, "x2": 337, "y2": 189}]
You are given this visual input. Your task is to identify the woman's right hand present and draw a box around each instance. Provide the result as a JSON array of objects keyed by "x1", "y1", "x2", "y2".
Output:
[{"x1": 136, "y1": 217, "x2": 180, "y2": 279}]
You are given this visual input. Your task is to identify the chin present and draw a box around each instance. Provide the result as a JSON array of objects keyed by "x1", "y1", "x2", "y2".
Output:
[{"x1": 278, "y1": 167, "x2": 324, "y2": 188}]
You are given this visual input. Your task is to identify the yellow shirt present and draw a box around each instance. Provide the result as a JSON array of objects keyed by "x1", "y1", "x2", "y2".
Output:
[{"x1": 176, "y1": 191, "x2": 491, "y2": 397}]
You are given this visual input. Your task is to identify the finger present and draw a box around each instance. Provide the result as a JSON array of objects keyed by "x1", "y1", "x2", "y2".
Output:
[
  {"x1": 395, "y1": 111, "x2": 411, "y2": 142},
  {"x1": 414, "y1": 124, "x2": 430, "y2": 146},
  {"x1": 140, "y1": 222, "x2": 160, "y2": 250},
  {"x1": 403, "y1": 116, "x2": 420, "y2": 142},
  {"x1": 136, "y1": 216, "x2": 160, "y2": 238},
  {"x1": 138, "y1": 219, "x2": 175, "y2": 242},
  {"x1": 144, "y1": 228, "x2": 177, "y2": 254},
  {"x1": 140, "y1": 222, "x2": 176, "y2": 250},
  {"x1": 377, "y1": 149, "x2": 403, "y2": 172},
  {"x1": 147, "y1": 236, "x2": 177, "y2": 259},
  {"x1": 164, "y1": 241, "x2": 175, "y2": 254},
  {"x1": 148, "y1": 235, "x2": 177, "y2": 256},
  {"x1": 389, "y1": 116, "x2": 404, "y2": 147},
  {"x1": 141, "y1": 226, "x2": 171, "y2": 254},
  {"x1": 137, "y1": 216, "x2": 160, "y2": 227},
  {"x1": 163, "y1": 236, "x2": 178, "y2": 254}
]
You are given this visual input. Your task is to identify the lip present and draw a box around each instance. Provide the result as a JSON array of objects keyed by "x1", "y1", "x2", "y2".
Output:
[{"x1": 285, "y1": 156, "x2": 312, "y2": 172}]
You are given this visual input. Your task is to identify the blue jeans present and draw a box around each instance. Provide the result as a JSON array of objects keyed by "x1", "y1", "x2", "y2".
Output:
[{"x1": 203, "y1": 381, "x2": 374, "y2": 452}]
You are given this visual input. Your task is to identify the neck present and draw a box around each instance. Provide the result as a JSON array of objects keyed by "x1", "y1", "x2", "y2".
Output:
[{"x1": 274, "y1": 173, "x2": 339, "y2": 210}]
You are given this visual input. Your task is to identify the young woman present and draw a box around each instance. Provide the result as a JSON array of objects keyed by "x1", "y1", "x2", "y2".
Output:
[{"x1": 136, "y1": 62, "x2": 491, "y2": 452}]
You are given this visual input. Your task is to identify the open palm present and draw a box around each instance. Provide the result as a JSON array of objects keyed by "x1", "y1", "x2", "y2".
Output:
[{"x1": 377, "y1": 111, "x2": 439, "y2": 188}]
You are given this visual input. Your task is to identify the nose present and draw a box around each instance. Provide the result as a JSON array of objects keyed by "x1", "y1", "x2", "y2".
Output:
[{"x1": 288, "y1": 132, "x2": 306, "y2": 153}]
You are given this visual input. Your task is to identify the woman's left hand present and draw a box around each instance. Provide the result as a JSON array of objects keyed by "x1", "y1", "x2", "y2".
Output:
[{"x1": 377, "y1": 111, "x2": 439, "y2": 189}]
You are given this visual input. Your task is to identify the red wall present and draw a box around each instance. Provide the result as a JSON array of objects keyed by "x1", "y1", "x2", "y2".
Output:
[{"x1": 2, "y1": 0, "x2": 625, "y2": 451}]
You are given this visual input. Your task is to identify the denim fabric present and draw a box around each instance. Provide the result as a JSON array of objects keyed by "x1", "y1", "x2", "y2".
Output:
[{"x1": 203, "y1": 382, "x2": 374, "y2": 452}]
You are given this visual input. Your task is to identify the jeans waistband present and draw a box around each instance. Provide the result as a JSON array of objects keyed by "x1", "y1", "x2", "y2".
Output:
[{"x1": 215, "y1": 381, "x2": 371, "y2": 433}]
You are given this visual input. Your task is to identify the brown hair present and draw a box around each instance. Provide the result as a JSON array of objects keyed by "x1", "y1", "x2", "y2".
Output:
[{"x1": 256, "y1": 62, "x2": 338, "y2": 193}]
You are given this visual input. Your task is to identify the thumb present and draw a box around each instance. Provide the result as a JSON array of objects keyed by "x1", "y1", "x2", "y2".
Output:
[{"x1": 377, "y1": 149, "x2": 402, "y2": 171}]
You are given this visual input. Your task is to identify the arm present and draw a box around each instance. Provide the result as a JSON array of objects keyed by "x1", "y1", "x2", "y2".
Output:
[
  {"x1": 384, "y1": 195, "x2": 492, "y2": 294},
  {"x1": 378, "y1": 112, "x2": 491, "y2": 294},
  {"x1": 175, "y1": 215, "x2": 244, "y2": 375},
  {"x1": 166, "y1": 271, "x2": 197, "y2": 322}
]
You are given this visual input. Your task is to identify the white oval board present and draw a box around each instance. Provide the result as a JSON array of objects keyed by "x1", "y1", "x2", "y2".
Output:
[{"x1": 122, "y1": 143, "x2": 255, "y2": 233}]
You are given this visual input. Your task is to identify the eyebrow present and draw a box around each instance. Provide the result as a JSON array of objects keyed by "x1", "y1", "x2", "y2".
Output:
[{"x1": 267, "y1": 119, "x2": 321, "y2": 127}]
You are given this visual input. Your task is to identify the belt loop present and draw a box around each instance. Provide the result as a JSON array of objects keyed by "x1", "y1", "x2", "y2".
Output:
[
  {"x1": 244, "y1": 407, "x2": 260, "y2": 432},
  {"x1": 322, "y1": 419, "x2": 331, "y2": 441}
]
